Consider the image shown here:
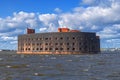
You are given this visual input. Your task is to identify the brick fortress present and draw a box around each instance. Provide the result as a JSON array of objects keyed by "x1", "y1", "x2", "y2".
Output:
[{"x1": 17, "y1": 28, "x2": 100, "y2": 54}]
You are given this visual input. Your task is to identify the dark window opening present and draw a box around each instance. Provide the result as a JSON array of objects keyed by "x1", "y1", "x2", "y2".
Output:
[
  {"x1": 72, "y1": 48, "x2": 75, "y2": 50},
  {"x1": 40, "y1": 48, "x2": 43, "y2": 50},
  {"x1": 45, "y1": 48, "x2": 48, "y2": 50},
  {"x1": 73, "y1": 43, "x2": 75, "y2": 45},
  {"x1": 28, "y1": 48, "x2": 30, "y2": 50},
  {"x1": 49, "y1": 48, "x2": 52, "y2": 50},
  {"x1": 55, "y1": 48, "x2": 58, "y2": 50},
  {"x1": 60, "y1": 48, "x2": 63, "y2": 50},
  {"x1": 36, "y1": 48, "x2": 39, "y2": 50},
  {"x1": 37, "y1": 43, "x2": 39, "y2": 46},
  {"x1": 55, "y1": 37, "x2": 58, "y2": 40},
  {"x1": 55, "y1": 43, "x2": 58, "y2": 45},
  {"x1": 60, "y1": 37, "x2": 63, "y2": 40},
  {"x1": 67, "y1": 43, "x2": 69, "y2": 45},
  {"x1": 73, "y1": 37, "x2": 75, "y2": 39},
  {"x1": 45, "y1": 38, "x2": 48, "y2": 40},
  {"x1": 40, "y1": 43, "x2": 42, "y2": 45},
  {"x1": 45, "y1": 43, "x2": 48, "y2": 45},
  {"x1": 67, "y1": 48, "x2": 69, "y2": 50},
  {"x1": 33, "y1": 48, "x2": 34, "y2": 50},
  {"x1": 60, "y1": 43, "x2": 63, "y2": 45},
  {"x1": 49, "y1": 43, "x2": 52, "y2": 45},
  {"x1": 49, "y1": 37, "x2": 51, "y2": 40},
  {"x1": 79, "y1": 48, "x2": 81, "y2": 50}
]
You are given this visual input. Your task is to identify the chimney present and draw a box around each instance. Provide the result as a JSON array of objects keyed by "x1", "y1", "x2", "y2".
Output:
[
  {"x1": 27, "y1": 28, "x2": 35, "y2": 34},
  {"x1": 58, "y1": 28, "x2": 70, "y2": 32}
]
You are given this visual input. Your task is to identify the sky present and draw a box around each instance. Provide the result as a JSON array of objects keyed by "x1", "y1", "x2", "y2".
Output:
[{"x1": 0, "y1": 0, "x2": 120, "y2": 50}]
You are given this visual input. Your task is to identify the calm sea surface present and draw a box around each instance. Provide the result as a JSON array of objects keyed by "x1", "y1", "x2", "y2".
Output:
[{"x1": 0, "y1": 51, "x2": 120, "y2": 80}]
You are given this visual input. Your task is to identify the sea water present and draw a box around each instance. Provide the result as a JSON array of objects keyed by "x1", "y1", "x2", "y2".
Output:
[{"x1": 0, "y1": 51, "x2": 120, "y2": 80}]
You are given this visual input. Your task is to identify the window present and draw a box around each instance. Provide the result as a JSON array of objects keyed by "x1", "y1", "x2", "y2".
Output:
[
  {"x1": 73, "y1": 43, "x2": 75, "y2": 45},
  {"x1": 36, "y1": 48, "x2": 39, "y2": 50},
  {"x1": 60, "y1": 48, "x2": 63, "y2": 50},
  {"x1": 55, "y1": 48, "x2": 58, "y2": 50},
  {"x1": 40, "y1": 48, "x2": 43, "y2": 50},
  {"x1": 60, "y1": 37, "x2": 63, "y2": 40},
  {"x1": 72, "y1": 48, "x2": 75, "y2": 50},
  {"x1": 73, "y1": 37, "x2": 75, "y2": 39},
  {"x1": 45, "y1": 43, "x2": 48, "y2": 45},
  {"x1": 45, "y1": 48, "x2": 48, "y2": 50},
  {"x1": 67, "y1": 43, "x2": 69, "y2": 45},
  {"x1": 45, "y1": 38, "x2": 48, "y2": 40},
  {"x1": 67, "y1": 48, "x2": 69, "y2": 50},
  {"x1": 49, "y1": 43, "x2": 52, "y2": 45},
  {"x1": 40, "y1": 43, "x2": 42, "y2": 45},
  {"x1": 55, "y1": 43, "x2": 58, "y2": 45},
  {"x1": 29, "y1": 43, "x2": 30, "y2": 46},
  {"x1": 79, "y1": 43, "x2": 81, "y2": 45},
  {"x1": 33, "y1": 48, "x2": 34, "y2": 50},
  {"x1": 28, "y1": 48, "x2": 30, "y2": 50},
  {"x1": 39, "y1": 38, "x2": 42, "y2": 40},
  {"x1": 49, "y1": 48, "x2": 52, "y2": 50},
  {"x1": 60, "y1": 43, "x2": 63, "y2": 45},
  {"x1": 37, "y1": 43, "x2": 39, "y2": 46},
  {"x1": 55, "y1": 37, "x2": 58, "y2": 40},
  {"x1": 79, "y1": 48, "x2": 81, "y2": 50},
  {"x1": 49, "y1": 37, "x2": 51, "y2": 40}
]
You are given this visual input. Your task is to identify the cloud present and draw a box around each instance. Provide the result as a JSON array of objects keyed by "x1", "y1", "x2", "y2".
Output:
[
  {"x1": 1, "y1": 36, "x2": 17, "y2": 41},
  {"x1": 98, "y1": 24, "x2": 120, "y2": 38},
  {"x1": 39, "y1": 27, "x2": 47, "y2": 32},
  {"x1": 81, "y1": 0, "x2": 119, "y2": 7},
  {"x1": 38, "y1": 13, "x2": 59, "y2": 32},
  {"x1": 54, "y1": 8, "x2": 62, "y2": 13}
]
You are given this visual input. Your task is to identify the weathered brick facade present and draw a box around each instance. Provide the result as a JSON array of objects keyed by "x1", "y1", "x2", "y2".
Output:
[{"x1": 17, "y1": 31, "x2": 100, "y2": 54}]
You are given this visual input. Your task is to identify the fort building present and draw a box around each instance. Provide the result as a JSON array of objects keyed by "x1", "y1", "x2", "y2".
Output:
[{"x1": 17, "y1": 28, "x2": 100, "y2": 54}]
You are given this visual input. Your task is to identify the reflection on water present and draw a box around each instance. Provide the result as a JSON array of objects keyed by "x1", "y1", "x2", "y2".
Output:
[{"x1": 0, "y1": 51, "x2": 120, "y2": 80}]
